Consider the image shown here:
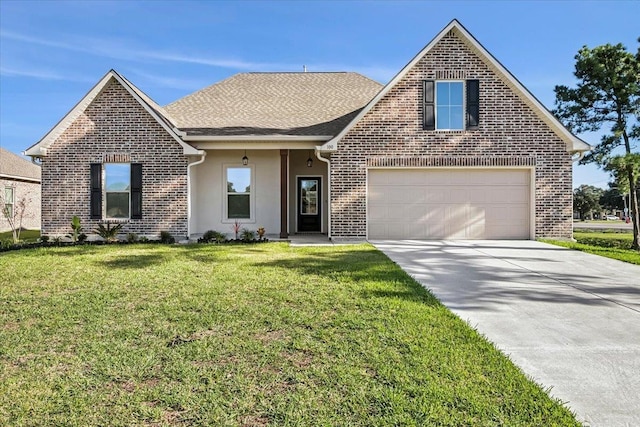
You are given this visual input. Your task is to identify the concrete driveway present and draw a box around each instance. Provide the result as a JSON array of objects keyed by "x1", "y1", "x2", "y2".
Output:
[{"x1": 372, "y1": 240, "x2": 640, "y2": 427}]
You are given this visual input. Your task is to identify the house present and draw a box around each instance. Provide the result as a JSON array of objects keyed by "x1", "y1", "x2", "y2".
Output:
[
  {"x1": 26, "y1": 20, "x2": 590, "y2": 241},
  {"x1": 0, "y1": 148, "x2": 41, "y2": 233}
]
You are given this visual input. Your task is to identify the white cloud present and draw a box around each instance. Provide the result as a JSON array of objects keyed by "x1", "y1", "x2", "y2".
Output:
[
  {"x1": 0, "y1": 29, "x2": 391, "y2": 77},
  {"x1": 0, "y1": 66, "x2": 90, "y2": 82}
]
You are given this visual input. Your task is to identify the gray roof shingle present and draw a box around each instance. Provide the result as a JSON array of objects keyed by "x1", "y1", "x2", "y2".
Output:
[
  {"x1": 164, "y1": 72, "x2": 383, "y2": 137},
  {"x1": 0, "y1": 148, "x2": 41, "y2": 181}
]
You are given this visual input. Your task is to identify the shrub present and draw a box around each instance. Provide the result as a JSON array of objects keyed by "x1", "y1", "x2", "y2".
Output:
[
  {"x1": 94, "y1": 223, "x2": 124, "y2": 243},
  {"x1": 159, "y1": 231, "x2": 175, "y2": 244},
  {"x1": 78, "y1": 233, "x2": 88, "y2": 243},
  {"x1": 257, "y1": 227, "x2": 266, "y2": 240},
  {"x1": 200, "y1": 230, "x2": 227, "y2": 243},
  {"x1": 69, "y1": 216, "x2": 83, "y2": 243},
  {"x1": 240, "y1": 228, "x2": 256, "y2": 242},
  {"x1": 39, "y1": 235, "x2": 50, "y2": 243},
  {"x1": 574, "y1": 235, "x2": 632, "y2": 249},
  {"x1": 126, "y1": 233, "x2": 139, "y2": 243}
]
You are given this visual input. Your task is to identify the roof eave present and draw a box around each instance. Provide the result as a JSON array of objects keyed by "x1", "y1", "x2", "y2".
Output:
[
  {"x1": 182, "y1": 135, "x2": 333, "y2": 142},
  {"x1": 0, "y1": 173, "x2": 41, "y2": 183}
]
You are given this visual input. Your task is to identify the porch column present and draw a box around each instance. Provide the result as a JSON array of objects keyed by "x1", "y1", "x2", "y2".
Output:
[{"x1": 280, "y1": 149, "x2": 288, "y2": 238}]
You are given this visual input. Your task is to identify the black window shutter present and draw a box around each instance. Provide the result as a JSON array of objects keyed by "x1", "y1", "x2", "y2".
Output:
[
  {"x1": 423, "y1": 80, "x2": 435, "y2": 130},
  {"x1": 90, "y1": 163, "x2": 102, "y2": 219},
  {"x1": 131, "y1": 163, "x2": 142, "y2": 219},
  {"x1": 466, "y1": 79, "x2": 480, "y2": 130}
]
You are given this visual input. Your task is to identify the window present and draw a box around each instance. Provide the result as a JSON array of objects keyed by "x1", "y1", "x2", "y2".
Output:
[
  {"x1": 436, "y1": 81, "x2": 464, "y2": 130},
  {"x1": 105, "y1": 163, "x2": 130, "y2": 219},
  {"x1": 423, "y1": 79, "x2": 479, "y2": 131},
  {"x1": 4, "y1": 187, "x2": 14, "y2": 218},
  {"x1": 90, "y1": 163, "x2": 142, "y2": 220},
  {"x1": 225, "y1": 166, "x2": 253, "y2": 220}
]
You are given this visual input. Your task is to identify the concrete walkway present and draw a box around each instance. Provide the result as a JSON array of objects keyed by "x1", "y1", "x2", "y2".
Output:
[{"x1": 372, "y1": 240, "x2": 640, "y2": 427}]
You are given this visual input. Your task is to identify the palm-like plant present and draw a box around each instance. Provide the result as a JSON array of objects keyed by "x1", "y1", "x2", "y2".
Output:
[{"x1": 94, "y1": 222, "x2": 124, "y2": 243}]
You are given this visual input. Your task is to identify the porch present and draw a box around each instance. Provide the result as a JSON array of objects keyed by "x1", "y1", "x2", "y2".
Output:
[{"x1": 188, "y1": 148, "x2": 328, "y2": 240}]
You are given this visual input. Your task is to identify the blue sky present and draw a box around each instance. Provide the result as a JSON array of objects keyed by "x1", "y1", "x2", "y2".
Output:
[{"x1": 1, "y1": 0, "x2": 638, "y2": 188}]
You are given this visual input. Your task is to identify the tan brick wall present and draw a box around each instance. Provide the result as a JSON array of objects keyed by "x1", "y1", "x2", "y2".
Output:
[
  {"x1": 0, "y1": 178, "x2": 41, "y2": 233},
  {"x1": 41, "y1": 78, "x2": 189, "y2": 239},
  {"x1": 330, "y1": 31, "x2": 573, "y2": 239}
]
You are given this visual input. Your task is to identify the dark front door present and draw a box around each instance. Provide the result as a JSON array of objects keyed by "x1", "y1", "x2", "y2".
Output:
[{"x1": 297, "y1": 177, "x2": 321, "y2": 232}]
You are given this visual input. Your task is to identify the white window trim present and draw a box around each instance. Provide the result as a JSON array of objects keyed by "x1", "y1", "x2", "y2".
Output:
[
  {"x1": 103, "y1": 163, "x2": 131, "y2": 221},
  {"x1": 222, "y1": 164, "x2": 256, "y2": 224},
  {"x1": 435, "y1": 80, "x2": 465, "y2": 131}
]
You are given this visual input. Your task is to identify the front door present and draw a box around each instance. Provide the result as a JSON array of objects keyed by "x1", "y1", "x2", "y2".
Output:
[{"x1": 297, "y1": 177, "x2": 321, "y2": 232}]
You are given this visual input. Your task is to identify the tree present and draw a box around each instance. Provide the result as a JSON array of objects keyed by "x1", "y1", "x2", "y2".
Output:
[
  {"x1": 554, "y1": 41, "x2": 640, "y2": 249},
  {"x1": 604, "y1": 154, "x2": 640, "y2": 217},
  {"x1": 600, "y1": 185, "x2": 626, "y2": 212},
  {"x1": 1, "y1": 194, "x2": 30, "y2": 243},
  {"x1": 573, "y1": 185, "x2": 603, "y2": 220}
]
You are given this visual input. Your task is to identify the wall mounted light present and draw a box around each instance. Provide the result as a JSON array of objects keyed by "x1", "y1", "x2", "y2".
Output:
[
  {"x1": 242, "y1": 150, "x2": 249, "y2": 166},
  {"x1": 306, "y1": 150, "x2": 313, "y2": 168}
]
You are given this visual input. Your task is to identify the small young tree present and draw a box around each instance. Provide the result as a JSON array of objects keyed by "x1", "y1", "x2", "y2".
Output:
[
  {"x1": 554, "y1": 40, "x2": 640, "y2": 249},
  {"x1": 1, "y1": 195, "x2": 30, "y2": 243}
]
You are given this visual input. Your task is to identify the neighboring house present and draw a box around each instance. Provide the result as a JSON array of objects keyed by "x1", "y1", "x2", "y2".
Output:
[
  {"x1": 26, "y1": 20, "x2": 590, "y2": 241},
  {"x1": 0, "y1": 148, "x2": 41, "y2": 232}
]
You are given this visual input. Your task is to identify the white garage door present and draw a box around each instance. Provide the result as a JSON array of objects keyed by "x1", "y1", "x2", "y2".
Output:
[{"x1": 368, "y1": 169, "x2": 531, "y2": 240}]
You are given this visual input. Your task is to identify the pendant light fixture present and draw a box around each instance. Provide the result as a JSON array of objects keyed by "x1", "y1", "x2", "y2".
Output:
[
  {"x1": 306, "y1": 150, "x2": 313, "y2": 168},
  {"x1": 242, "y1": 150, "x2": 249, "y2": 166}
]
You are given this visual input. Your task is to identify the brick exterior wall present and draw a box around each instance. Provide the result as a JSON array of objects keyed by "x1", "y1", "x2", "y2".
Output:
[
  {"x1": 41, "y1": 78, "x2": 189, "y2": 239},
  {"x1": 0, "y1": 178, "x2": 41, "y2": 233},
  {"x1": 330, "y1": 30, "x2": 573, "y2": 239}
]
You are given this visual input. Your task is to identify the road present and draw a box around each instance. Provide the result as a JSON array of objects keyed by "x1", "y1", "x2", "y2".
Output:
[{"x1": 574, "y1": 221, "x2": 633, "y2": 231}]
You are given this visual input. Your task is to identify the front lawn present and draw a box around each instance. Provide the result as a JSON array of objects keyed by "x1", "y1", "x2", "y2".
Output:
[
  {"x1": 0, "y1": 229, "x2": 40, "y2": 243},
  {"x1": 0, "y1": 244, "x2": 578, "y2": 426}
]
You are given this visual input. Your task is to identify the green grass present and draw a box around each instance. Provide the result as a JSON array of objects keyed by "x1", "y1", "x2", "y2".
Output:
[
  {"x1": 0, "y1": 244, "x2": 579, "y2": 426},
  {"x1": 0, "y1": 229, "x2": 40, "y2": 243},
  {"x1": 542, "y1": 231, "x2": 640, "y2": 265}
]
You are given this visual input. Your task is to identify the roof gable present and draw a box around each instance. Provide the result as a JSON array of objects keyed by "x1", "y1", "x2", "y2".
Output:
[
  {"x1": 319, "y1": 19, "x2": 591, "y2": 154},
  {"x1": 25, "y1": 70, "x2": 201, "y2": 157}
]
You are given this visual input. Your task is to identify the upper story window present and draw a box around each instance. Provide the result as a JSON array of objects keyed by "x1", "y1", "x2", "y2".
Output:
[
  {"x1": 105, "y1": 163, "x2": 130, "y2": 219},
  {"x1": 224, "y1": 165, "x2": 253, "y2": 221},
  {"x1": 423, "y1": 79, "x2": 479, "y2": 131},
  {"x1": 436, "y1": 81, "x2": 464, "y2": 130}
]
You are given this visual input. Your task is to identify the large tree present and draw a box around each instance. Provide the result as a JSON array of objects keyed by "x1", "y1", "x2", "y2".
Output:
[
  {"x1": 554, "y1": 40, "x2": 640, "y2": 249},
  {"x1": 600, "y1": 185, "x2": 626, "y2": 212},
  {"x1": 573, "y1": 185, "x2": 603, "y2": 220}
]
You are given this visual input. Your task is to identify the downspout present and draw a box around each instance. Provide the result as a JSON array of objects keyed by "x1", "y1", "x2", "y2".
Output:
[
  {"x1": 187, "y1": 151, "x2": 207, "y2": 240},
  {"x1": 315, "y1": 150, "x2": 331, "y2": 239}
]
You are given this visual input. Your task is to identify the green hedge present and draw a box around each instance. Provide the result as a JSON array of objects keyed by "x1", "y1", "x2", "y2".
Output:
[{"x1": 573, "y1": 232, "x2": 633, "y2": 249}]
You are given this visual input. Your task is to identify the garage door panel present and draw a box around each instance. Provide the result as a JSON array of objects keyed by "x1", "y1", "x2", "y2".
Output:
[
  {"x1": 425, "y1": 188, "x2": 447, "y2": 203},
  {"x1": 447, "y1": 187, "x2": 471, "y2": 203},
  {"x1": 368, "y1": 169, "x2": 531, "y2": 240}
]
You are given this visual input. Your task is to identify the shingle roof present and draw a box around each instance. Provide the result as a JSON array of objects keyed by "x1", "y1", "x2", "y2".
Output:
[
  {"x1": 0, "y1": 148, "x2": 41, "y2": 181},
  {"x1": 164, "y1": 72, "x2": 383, "y2": 137}
]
